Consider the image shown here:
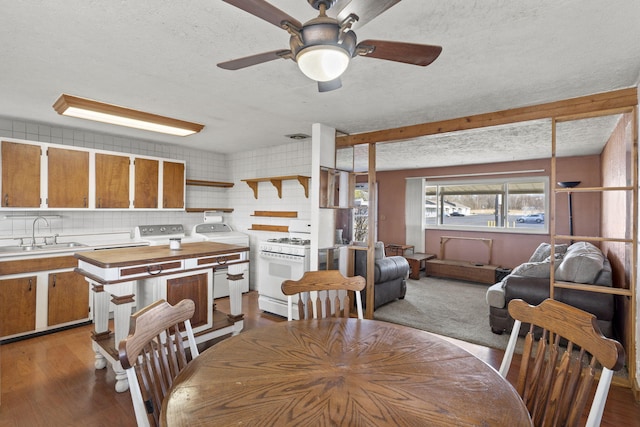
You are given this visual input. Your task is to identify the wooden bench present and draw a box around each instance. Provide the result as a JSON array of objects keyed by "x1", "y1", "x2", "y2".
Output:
[
  {"x1": 426, "y1": 259, "x2": 498, "y2": 284},
  {"x1": 425, "y1": 236, "x2": 498, "y2": 284},
  {"x1": 405, "y1": 253, "x2": 436, "y2": 279}
]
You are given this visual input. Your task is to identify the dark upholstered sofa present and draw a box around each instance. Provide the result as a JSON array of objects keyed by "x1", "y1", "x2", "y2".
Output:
[
  {"x1": 486, "y1": 242, "x2": 616, "y2": 338},
  {"x1": 354, "y1": 242, "x2": 409, "y2": 309}
]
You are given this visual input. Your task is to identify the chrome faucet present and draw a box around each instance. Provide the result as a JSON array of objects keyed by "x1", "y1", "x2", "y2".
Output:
[{"x1": 32, "y1": 216, "x2": 49, "y2": 247}]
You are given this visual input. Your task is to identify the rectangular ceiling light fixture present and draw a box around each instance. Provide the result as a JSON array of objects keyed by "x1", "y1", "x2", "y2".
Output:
[{"x1": 53, "y1": 94, "x2": 204, "y2": 136}]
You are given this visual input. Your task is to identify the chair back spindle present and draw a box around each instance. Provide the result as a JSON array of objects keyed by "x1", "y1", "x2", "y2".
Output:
[
  {"x1": 281, "y1": 270, "x2": 365, "y2": 320},
  {"x1": 119, "y1": 299, "x2": 199, "y2": 427},
  {"x1": 499, "y1": 298, "x2": 625, "y2": 427}
]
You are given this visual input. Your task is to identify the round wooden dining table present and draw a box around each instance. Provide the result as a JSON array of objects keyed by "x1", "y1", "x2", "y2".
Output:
[{"x1": 161, "y1": 318, "x2": 532, "y2": 426}]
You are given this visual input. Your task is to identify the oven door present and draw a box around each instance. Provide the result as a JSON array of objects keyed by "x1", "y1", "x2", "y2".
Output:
[{"x1": 258, "y1": 252, "x2": 307, "y2": 299}]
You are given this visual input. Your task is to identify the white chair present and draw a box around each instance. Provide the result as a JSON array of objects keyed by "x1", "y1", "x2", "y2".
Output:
[
  {"x1": 281, "y1": 270, "x2": 365, "y2": 320},
  {"x1": 499, "y1": 298, "x2": 625, "y2": 427},
  {"x1": 118, "y1": 299, "x2": 199, "y2": 427}
]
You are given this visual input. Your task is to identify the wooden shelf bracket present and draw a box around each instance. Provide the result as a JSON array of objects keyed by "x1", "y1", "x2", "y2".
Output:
[{"x1": 242, "y1": 175, "x2": 310, "y2": 199}]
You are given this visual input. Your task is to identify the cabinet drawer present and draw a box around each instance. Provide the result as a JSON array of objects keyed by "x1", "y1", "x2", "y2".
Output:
[
  {"x1": 119, "y1": 261, "x2": 183, "y2": 278},
  {"x1": 197, "y1": 253, "x2": 241, "y2": 267},
  {"x1": 0, "y1": 256, "x2": 77, "y2": 275}
]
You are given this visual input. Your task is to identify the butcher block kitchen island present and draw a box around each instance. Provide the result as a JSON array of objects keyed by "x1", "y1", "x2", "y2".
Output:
[{"x1": 75, "y1": 241, "x2": 249, "y2": 392}]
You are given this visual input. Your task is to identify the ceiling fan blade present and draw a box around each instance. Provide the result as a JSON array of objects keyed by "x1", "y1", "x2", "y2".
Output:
[
  {"x1": 217, "y1": 50, "x2": 291, "y2": 70},
  {"x1": 328, "y1": 0, "x2": 401, "y2": 30},
  {"x1": 222, "y1": 0, "x2": 302, "y2": 28},
  {"x1": 318, "y1": 78, "x2": 342, "y2": 93},
  {"x1": 357, "y1": 40, "x2": 442, "y2": 66}
]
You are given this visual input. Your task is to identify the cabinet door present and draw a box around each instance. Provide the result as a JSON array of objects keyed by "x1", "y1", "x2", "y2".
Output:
[
  {"x1": 166, "y1": 272, "x2": 208, "y2": 329},
  {"x1": 0, "y1": 276, "x2": 37, "y2": 337},
  {"x1": 47, "y1": 271, "x2": 89, "y2": 326},
  {"x1": 96, "y1": 153, "x2": 130, "y2": 208},
  {"x1": 47, "y1": 147, "x2": 89, "y2": 208},
  {"x1": 134, "y1": 158, "x2": 159, "y2": 208},
  {"x1": 1, "y1": 141, "x2": 41, "y2": 207},
  {"x1": 162, "y1": 161, "x2": 185, "y2": 208}
]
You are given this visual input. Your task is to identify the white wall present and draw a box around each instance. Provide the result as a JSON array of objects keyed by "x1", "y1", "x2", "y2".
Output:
[{"x1": 227, "y1": 139, "x2": 312, "y2": 289}]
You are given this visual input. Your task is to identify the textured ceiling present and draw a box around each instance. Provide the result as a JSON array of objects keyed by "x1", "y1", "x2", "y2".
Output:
[{"x1": 2, "y1": 1, "x2": 639, "y2": 170}]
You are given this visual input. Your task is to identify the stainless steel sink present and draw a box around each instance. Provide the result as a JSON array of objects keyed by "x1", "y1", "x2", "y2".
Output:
[
  {"x1": 46, "y1": 242, "x2": 88, "y2": 249},
  {"x1": 0, "y1": 242, "x2": 88, "y2": 253}
]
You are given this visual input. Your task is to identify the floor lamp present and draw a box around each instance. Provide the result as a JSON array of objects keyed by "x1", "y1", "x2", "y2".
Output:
[{"x1": 558, "y1": 181, "x2": 580, "y2": 242}]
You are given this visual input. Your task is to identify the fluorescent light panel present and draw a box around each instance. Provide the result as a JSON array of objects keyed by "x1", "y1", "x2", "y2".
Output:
[{"x1": 53, "y1": 94, "x2": 204, "y2": 136}]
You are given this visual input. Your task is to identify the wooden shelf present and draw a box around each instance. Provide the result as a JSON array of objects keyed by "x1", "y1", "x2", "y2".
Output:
[
  {"x1": 186, "y1": 179, "x2": 234, "y2": 188},
  {"x1": 185, "y1": 208, "x2": 234, "y2": 213},
  {"x1": 251, "y1": 211, "x2": 297, "y2": 218},
  {"x1": 249, "y1": 224, "x2": 289, "y2": 232},
  {"x1": 242, "y1": 175, "x2": 310, "y2": 199}
]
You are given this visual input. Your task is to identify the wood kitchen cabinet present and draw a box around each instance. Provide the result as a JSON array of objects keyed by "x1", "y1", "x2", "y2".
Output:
[
  {"x1": 134, "y1": 157, "x2": 159, "y2": 208},
  {"x1": 162, "y1": 161, "x2": 185, "y2": 208},
  {"x1": 47, "y1": 271, "x2": 89, "y2": 326},
  {"x1": 1, "y1": 140, "x2": 41, "y2": 207},
  {"x1": 0, "y1": 276, "x2": 37, "y2": 337},
  {"x1": 166, "y1": 272, "x2": 209, "y2": 329},
  {"x1": 47, "y1": 147, "x2": 90, "y2": 208},
  {"x1": 1, "y1": 138, "x2": 189, "y2": 211},
  {"x1": 95, "y1": 153, "x2": 130, "y2": 208}
]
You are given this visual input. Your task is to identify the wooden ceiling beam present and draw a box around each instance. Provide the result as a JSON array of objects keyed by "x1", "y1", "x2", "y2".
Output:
[{"x1": 336, "y1": 87, "x2": 638, "y2": 147}]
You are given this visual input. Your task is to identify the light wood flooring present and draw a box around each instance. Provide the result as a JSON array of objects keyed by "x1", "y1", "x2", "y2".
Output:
[{"x1": 1, "y1": 291, "x2": 639, "y2": 426}]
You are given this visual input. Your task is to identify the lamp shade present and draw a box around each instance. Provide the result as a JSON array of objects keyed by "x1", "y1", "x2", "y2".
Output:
[{"x1": 296, "y1": 45, "x2": 350, "y2": 82}]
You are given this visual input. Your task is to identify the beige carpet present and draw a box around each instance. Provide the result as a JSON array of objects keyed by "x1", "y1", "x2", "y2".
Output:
[{"x1": 374, "y1": 276, "x2": 513, "y2": 350}]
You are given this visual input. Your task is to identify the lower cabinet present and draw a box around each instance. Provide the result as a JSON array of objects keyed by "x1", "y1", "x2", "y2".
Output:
[
  {"x1": 0, "y1": 276, "x2": 37, "y2": 337},
  {"x1": 0, "y1": 256, "x2": 91, "y2": 341},
  {"x1": 137, "y1": 269, "x2": 213, "y2": 335},
  {"x1": 166, "y1": 271, "x2": 209, "y2": 330},
  {"x1": 48, "y1": 271, "x2": 90, "y2": 326}
]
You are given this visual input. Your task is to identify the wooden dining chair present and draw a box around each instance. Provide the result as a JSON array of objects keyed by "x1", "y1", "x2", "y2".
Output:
[
  {"x1": 498, "y1": 298, "x2": 625, "y2": 427},
  {"x1": 281, "y1": 270, "x2": 365, "y2": 320},
  {"x1": 118, "y1": 299, "x2": 199, "y2": 427}
]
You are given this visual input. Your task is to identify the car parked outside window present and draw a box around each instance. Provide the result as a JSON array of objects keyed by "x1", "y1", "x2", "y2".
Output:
[{"x1": 517, "y1": 213, "x2": 544, "y2": 223}]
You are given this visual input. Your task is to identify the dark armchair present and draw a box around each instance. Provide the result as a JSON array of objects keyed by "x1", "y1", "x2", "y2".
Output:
[{"x1": 354, "y1": 242, "x2": 410, "y2": 309}]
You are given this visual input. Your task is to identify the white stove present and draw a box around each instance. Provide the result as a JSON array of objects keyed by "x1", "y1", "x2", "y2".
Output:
[
  {"x1": 258, "y1": 220, "x2": 311, "y2": 318},
  {"x1": 132, "y1": 224, "x2": 203, "y2": 246}
]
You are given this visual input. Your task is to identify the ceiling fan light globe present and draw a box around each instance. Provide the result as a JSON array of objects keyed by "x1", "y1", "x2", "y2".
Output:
[{"x1": 296, "y1": 45, "x2": 350, "y2": 82}]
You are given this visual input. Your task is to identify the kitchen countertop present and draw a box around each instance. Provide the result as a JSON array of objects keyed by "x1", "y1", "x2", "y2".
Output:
[{"x1": 75, "y1": 241, "x2": 249, "y2": 268}]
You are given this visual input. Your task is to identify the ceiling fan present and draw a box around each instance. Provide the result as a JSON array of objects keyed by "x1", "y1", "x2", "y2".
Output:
[{"x1": 218, "y1": 0, "x2": 442, "y2": 92}]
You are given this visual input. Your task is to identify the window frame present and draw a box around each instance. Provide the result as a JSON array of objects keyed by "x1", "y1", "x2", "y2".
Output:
[{"x1": 424, "y1": 176, "x2": 549, "y2": 234}]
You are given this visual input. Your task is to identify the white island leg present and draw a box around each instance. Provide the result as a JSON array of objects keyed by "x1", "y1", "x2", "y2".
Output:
[
  {"x1": 90, "y1": 283, "x2": 110, "y2": 370},
  {"x1": 227, "y1": 268, "x2": 245, "y2": 336},
  {"x1": 89, "y1": 279, "x2": 136, "y2": 392}
]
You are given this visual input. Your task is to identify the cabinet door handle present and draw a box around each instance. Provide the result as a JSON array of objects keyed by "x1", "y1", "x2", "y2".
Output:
[
  {"x1": 52, "y1": 274, "x2": 57, "y2": 288},
  {"x1": 4, "y1": 193, "x2": 8, "y2": 207},
  {"x1": 83, "y1": 196, "x2": 87, "y2": 208},
  {"x1": 147, "y1": 265, "x2": 163, "y2": 276},
  {"x1": 28, "y1": 278, "x2": 33, "y2": 291}
]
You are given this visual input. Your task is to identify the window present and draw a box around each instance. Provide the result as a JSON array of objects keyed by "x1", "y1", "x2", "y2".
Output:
[
  {"x1": 353, "y1": 183, "x2": 369, "y2": 242},
  {"x1": 425, "y1": 177, "x2": 548, "y2": 232}
]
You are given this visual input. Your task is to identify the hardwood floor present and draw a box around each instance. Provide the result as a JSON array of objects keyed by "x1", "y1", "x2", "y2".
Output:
[{"x1": 1, "y1": 291, "x2": 638, "y2": 426}]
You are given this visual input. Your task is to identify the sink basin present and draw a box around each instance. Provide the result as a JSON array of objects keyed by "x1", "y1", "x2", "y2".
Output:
[
  {"x1": 0, "y1": 242, "x2": 88, "y2": 253},
  {"x1": 47, "y1": 242, "x2": 88, "y2": 249}
]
